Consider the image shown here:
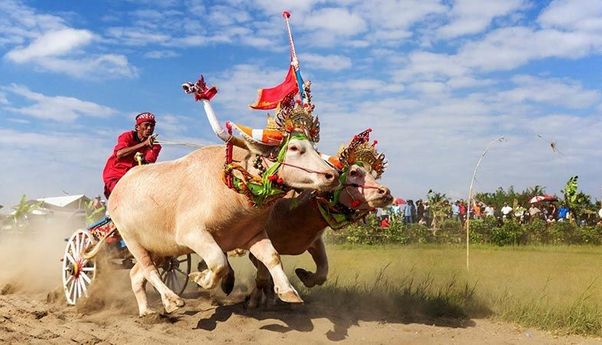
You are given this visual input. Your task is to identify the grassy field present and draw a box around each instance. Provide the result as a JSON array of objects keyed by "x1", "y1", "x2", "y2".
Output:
[{"x1": 268, "y1": 244, "x2": 602, "y2": 336}]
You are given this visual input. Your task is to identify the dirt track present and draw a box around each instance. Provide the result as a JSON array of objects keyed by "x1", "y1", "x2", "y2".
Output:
[
  {"x1": 1, "y1": 288, "x2": 601, "y2": 345},
  {"x1": 0, "y1": 229, "x2": 600, "y2": 345}
]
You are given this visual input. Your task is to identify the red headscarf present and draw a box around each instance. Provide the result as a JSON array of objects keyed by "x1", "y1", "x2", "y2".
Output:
[{"x1": 135, "y1": 112, "x2": 156, "y2": 125}]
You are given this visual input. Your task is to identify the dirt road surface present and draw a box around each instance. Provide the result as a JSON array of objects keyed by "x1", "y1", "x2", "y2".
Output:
[
  {"x1": 1, "y1": 288, "x2": 600, "y2": 345},
  {"x1": 0, "y1": 230, "x2": 600, "y2": 344}
]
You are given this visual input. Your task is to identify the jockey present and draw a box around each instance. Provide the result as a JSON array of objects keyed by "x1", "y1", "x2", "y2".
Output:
[{"x1": 102, "y1": 112, "x2": 162, "y2": 199}]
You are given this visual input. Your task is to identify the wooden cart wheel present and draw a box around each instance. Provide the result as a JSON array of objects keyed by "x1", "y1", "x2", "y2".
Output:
[
  {"x1": 62, "y1": 229, "x2": 96, "y2": 305},
  {"x1": 159, "y1": 254, "x2": 191, "y2": 296}
]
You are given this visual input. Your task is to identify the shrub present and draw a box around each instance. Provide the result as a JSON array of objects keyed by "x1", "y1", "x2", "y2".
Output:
[
  {"x1": 435, "y1": 219, "x2": 463, "y2": 244},
  {"x1": 324, "y1": 215, "x2": 602, "y2": 246},
  {"x1": 523, "y1": 219, "x2": 549, "y2": 244},
  {"x1": 486, "y1": 220, "x2": 525, "y2": 246},
  {"x1": 469, "y1": 217, "x2": 498, "y2": 244},
  {"x1": 404, "y1": 223, "x2": 432, "y2": 244}
]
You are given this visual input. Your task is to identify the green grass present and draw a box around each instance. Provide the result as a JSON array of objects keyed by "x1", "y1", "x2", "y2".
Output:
[{"x1": 276, "y1": 244, "x2": 602, "y2": 336}]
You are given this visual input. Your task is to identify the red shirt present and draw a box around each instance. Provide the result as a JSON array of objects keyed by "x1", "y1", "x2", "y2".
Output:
[{"x1": 102, "y1": 131, "x2": 161, "y2": 185}]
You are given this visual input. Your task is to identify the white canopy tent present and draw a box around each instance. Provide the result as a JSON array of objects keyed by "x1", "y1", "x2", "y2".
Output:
[{"x1": 36, "y1": 194, "x2": 90, "y2": 213}]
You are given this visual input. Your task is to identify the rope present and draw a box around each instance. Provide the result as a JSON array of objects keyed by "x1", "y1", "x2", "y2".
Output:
[
  {"x1": 155, "y1": 140, "x2": 203, "y2": 148},
  {"x1": 261, "y1": 156, "x2": 330, "y2": 176},
  {"x1": 315, "y1": 164, "x2": 375, "y2": 229}
]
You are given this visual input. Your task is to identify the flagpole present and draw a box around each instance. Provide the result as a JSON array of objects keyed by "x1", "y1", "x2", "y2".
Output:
[
  {"x1": 282, "y1": 11, "x2": 297, "y2": 67},
  {"x1": 282, "y1": 11, "x2": 305, "y2": 103}
]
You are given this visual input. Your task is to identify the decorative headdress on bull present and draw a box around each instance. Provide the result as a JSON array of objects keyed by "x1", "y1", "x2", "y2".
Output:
[
  {"x1": 315, "y1": 128, "x2": 389, "y2": 229},
  {"x1": 319, "y1": 128, "x2": 387, "y2": 178},
  {"x1": 181, "y1": 11, "x2": 338, "y2": 207},
  {"x1": 337, "y1": 128, "x2": 387, "y2": 179},
  {"x1": 232, "y1": 82, "x2": 320, "y2": 146}
]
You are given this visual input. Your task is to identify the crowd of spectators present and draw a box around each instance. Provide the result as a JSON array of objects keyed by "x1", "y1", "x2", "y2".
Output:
[{"x1": 377, "y1": 198, "x2": 602, "y2": 228}]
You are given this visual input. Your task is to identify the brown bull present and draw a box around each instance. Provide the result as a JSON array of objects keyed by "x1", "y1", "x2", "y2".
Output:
[{"x1": 248, "y1": 130, "x2": 393, "y2": 306}]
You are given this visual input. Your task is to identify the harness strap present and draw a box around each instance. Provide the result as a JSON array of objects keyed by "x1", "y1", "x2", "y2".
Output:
[
  {"x1": 222, "y1": 132, "x2": 310, "y2": 207},
  {"x1": 315, "y1": 164, "x2": 374, "y2": 229},
  {"x1": 224, "y1": 121, "x2": 234, "y2": 188}
]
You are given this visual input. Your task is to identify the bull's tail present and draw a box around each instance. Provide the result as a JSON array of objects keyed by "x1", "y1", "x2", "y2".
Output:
[
  {"x1": 82, "y1": 228, "x2": 117, "y2": 260},
  {"x1": 221, "y1": 259, "x2": 235, "y2": 295}
]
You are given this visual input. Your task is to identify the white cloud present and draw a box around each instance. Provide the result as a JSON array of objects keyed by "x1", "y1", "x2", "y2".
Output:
[
  {"x1": 538, "y1": 0, "x2": 602, "y2": 32},
  {"x1": 447, "y1": 76, "x2": 494, "y2": 89},
  {"x1": 252, "y1": 0, "x2": 326, "y2": 16},
  {"x1": 301, "y1": 53, "x2": 352, "y2": 71},
  {"x1": 408, "y1": 81, "x2": 449, "y2": 96},
  {"x1": 312, "y1": 81, "x2": 602, "y2": 200},
  {"x1": 496, "y1": 75, "x2": 601, "y2": 109},
  {"x1": 0, "y1": 92, "x2": 8, "y2": 105},
  {"x1": 0, "y1": 3, "x2": 137, "y2": 80},
  {"x1": 2, "y1": 84, "x2": 118, "y2": 122},
  {"x1": 0, "y1": 128, "x2": 114, "y2": 205},
  {"x1": 437, "y1": 0, "x2": 526, "y2": 39},
  {"x1": 5, "y1": 29, "x2": 94, "y2": 63},
  {"x1": 206, "y1": 5, "x2": 252, "y2": 26},
  {"x1": 143, "y1": 50, "x2": 179, "y2": 59},
  {"x1": 33, "y1": 54, "x2": 138, "y2": 79},
  {"x1": 304, "y1": 8, "x2": 367, "y2": 36},
  {"x1": 105, "y1": 27, "x2": 172, "y2": 46},
  {"x1": 393, "y1": 51, "x2": 469, "y2": 82},
  {"x1": 457, "y1": 26, "x2": 602, "y2": 72},
  {"x1": 359, "y1": 0, "x2": 446, "y2": 31},
  {"x1": 0, "y1": 0, "x2": 66, "y2": 47},
  {"x1": 330, "y1": 79, "x2": 387, "y2": 92},
  {"x1": 158, "y1": 113, "x2": 199, "y2": 138}
]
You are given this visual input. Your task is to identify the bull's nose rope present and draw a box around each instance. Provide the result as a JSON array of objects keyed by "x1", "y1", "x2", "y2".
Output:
[{"x1": 315, "y1": 165, "x2": 377, "y2": 229}]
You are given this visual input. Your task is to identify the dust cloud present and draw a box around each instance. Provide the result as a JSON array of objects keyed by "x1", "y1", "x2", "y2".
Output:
[{"x1": 0, "y1": 217, "x2": 78, "y2": 294}]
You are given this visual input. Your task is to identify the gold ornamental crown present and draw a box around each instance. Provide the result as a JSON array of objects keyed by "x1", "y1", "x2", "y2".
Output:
[
  {"x1": 337, "y1": 129, "x2": 386, "y2": 179},
  {"x1": 265, "y1": 114, "x2": 278, "y2": 130},
  {"x1": 273, "y1": 82, "x2": 320, "y2": 143}
]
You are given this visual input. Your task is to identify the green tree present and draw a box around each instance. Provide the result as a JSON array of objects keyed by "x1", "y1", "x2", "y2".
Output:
[
  {"x1": 85, "y1": 198, "x2": 106, "y2": 225},
  {"x1": 427, "y1": 189, "x2": 451, "y2": 230},
  {"x1": 11, "y1": 195, "x2": 42, "y2": 228},
  {"x1": 562, "y1": 176, "x2": 595, "y2": 223},
  {"x1": 476, "y1": 185, "x2": 552, "y2": 211}
]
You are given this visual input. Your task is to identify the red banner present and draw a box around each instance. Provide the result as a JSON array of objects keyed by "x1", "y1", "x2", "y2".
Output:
[{"x1": 250, "y1": 66, "x2": 298, "y2": 110}]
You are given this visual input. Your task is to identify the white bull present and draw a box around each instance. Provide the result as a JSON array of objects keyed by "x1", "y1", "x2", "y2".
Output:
[{"x1": 108, "y1": 100, "x2": 339, "y2": 317}]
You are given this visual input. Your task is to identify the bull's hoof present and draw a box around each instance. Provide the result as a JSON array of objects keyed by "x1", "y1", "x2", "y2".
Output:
[
  {"x1": 189, "y1": 270, "x2": 216, "y2": 290},
  {"x1": 295, "y1": 268, "x2": 316, "y2": 288},
  {"x1": 139, "y1": 308, "x2": 158, "y2": 317},
  {"x1": 277, "y1": 289, "x2": 303, "y2": 304},
  {"x1": 221, "y1": 269, "x2": 235, "y2": 295},
  {"x1": 163, "y1": 296, "x2": 185, "y2": 314}
]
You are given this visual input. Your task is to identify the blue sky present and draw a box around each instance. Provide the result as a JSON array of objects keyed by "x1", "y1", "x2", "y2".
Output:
[{"x1": 1, "y1": 0, "x2": 602, "y2": 207}]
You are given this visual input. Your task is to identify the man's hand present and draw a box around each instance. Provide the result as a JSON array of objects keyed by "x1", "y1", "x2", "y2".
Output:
[{"x1": 144, "y1": 135, "x2": 156, "y2": 147}]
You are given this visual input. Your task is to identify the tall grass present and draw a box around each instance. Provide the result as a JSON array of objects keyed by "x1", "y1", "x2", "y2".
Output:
[{"x1": 279, "y1": 244, "x2": 602, "y2": 336}]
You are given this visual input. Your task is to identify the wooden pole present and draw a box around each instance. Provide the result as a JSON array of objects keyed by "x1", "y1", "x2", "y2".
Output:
[{"x1": 466, "y1": 136, "x2": 505, "y2": 272}]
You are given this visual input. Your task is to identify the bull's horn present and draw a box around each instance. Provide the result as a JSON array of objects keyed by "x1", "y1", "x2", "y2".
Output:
[
  {"x1": 320, "y1": 153, "x2": 343, "y2": 170},
  {"x1": 182, "y1": 76, "x2": 232, "y2": 143},
  {"x1": 232, "y1": 124, "x2": 283, "y2": 146},
  {"x1": 201, "y1": 99, "x2": 233, "y2": 143}
]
